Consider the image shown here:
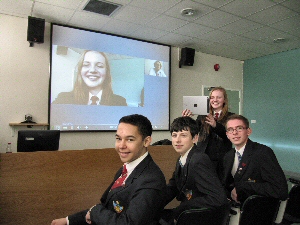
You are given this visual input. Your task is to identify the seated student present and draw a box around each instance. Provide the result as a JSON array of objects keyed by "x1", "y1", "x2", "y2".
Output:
[
  {"x1": 51, "y1": 114, "x2": 166, "y2": 225},
  {"x1": 222, "y1": 114, "x2": 288, "y2": 204},
  {"x1": 160, "y1": 116, "x2": 228, "y2": 225}
]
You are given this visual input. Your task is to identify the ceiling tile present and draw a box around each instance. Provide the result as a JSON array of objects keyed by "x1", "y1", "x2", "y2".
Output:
[
  {"x1": 37, "y1": 0, "x2": 84, "y2": 10},
  {"x1": 2, "y1": 0, "x2": 300, "y2": 60},
  {"x1": 113, "y1": 5, "x2": 160, "y2": 24},
  {"x1": 191, "y1": 0, "x2": 234, "y2": 9},
  {"x1": 268, "y1": 14, "x2": 300, "y2": 36},
  {"x1": 198, "y1": 29, "x2": 235, "y2": 42},
  {"x1": 69, "y1": 11, "x2": 111, "y2": 30},
  {"x1": 146, "y1": 15, "x2": 188, "y2": 32},
  {"x1": 100, "y1": 19, "x2": 141, "y2": 36},
  {"x1": 33, "y1": 2, "x2": 75, "y2": 24},
  {"x1": 132, "y1": 27, "x2": 169, "y2": 41},
  {"x1": 273, "y1": 36, "x2": 300, "y2": 52},
  {"x1": 193, "y1": 10, "x2": 241, "y2": 29},
  {"x1": 0, "y1": 0, "x2": 32, "y2": 17},
  {"x1": 242, "y1": 42, "x2": 281, "y2": 55},
  {"x1": 220, "y1": 0, "x2": 277, "y2": 17},
  {"x1": 156, "y1": 32, "x2": 193, "y2": 46},
  {"x1": 218, "y1": 18, "x2": 263, "y2": 35},
  {"x1": 173, "y1": 22, "x2": 214, "y2": 37},
  {"x1": 184, "y1": 37, "x2": 212, "y2": 50},
  {"x1": 205, "y1": 45, "x2": 259, "y2": 61},
  {"x1": 129, "y1": 0, "x2": 180, "y2": 13},
  {"x1": 164, "y1": 0, "x2": 215, "y2": 21},
  {"x1": 103, "y1": 0, "x2": 133, "y2": 5},
  {"x1": 221, "y1": 35, "x2": 257, "y2": 47},
  {"x1": 279, "y1": 0, "x2": 300, "y2": 13},
  {"x1": 241, "y1": 26, "x2": 297, "y2": 44},
  {"x1": 246, "y1": 4, "x2": 298, "y2": 25}
]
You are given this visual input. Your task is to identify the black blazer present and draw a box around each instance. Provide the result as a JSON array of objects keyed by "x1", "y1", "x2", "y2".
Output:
[
  {"x1": 222, "y1": 139, "x2": 288, "y2": 203},
  {"x1": 196, "y1": 112, "x2": 234, "y2": 162},
  {"x1": 52, "y1": 91, "x2": 127, "y2": 106},
  {"x1": 68, "y1": 153, "x2": 166, "y2": 225},
  {"x1": 165, "y1": 145, "x2": 228, "y2": 219}
]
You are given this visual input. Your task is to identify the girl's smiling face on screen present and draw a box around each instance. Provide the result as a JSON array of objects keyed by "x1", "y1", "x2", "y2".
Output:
[{"x1": 81, "y1": 51, "x2": 107, "y2": 88}]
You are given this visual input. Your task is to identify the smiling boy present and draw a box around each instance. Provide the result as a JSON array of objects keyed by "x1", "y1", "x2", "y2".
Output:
[
  {"x1": 51, "y1": 114, "x2": 166, "y2": 225},
  {"x1": 160, "y1": 116, "x2": 227, "y2": 225},
  {"x1": 222, "y1": 114, "x2": 288, "y2": 204}
]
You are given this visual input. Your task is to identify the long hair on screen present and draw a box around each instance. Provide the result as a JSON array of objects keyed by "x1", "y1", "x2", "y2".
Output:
[{"x1": 73, "y1": 50, "x2": 113, "y2": 104}]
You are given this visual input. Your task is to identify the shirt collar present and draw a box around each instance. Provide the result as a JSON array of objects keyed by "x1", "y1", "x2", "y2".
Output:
[
  {"x1": 88, "y1": 90, "x2": 103, "y2": 105},
  {"x1": 125, "y1": 151, "x2": 148, "y2": 174},
  {"x1": 214, "y1": 110, "x2": 222, "y2": 115},
  {"x1": 235, "y1": 144, "x2": 246, "y2": 156},
  {"x1": 179, "y1": 146, "x2": 193, "y2": 166}
]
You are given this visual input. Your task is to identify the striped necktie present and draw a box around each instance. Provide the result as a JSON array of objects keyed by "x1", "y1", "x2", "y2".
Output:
[
  {"x1": 214, "y1": 112, "x2": 219, "y2": 121},
  {"x1": 111, "y1": 165, "x2": 127, "y2": 189},
  {"x1": 237, "y1": 151, "x2": 242, "y2": 163}
]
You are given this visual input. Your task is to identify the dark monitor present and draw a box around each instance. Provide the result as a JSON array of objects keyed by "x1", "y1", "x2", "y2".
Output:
[{"x1": 17, "y1": 130, "x2": 60, "y2": 152}]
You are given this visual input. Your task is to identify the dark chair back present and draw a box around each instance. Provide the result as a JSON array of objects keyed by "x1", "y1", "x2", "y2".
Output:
[
  {"x1": 176, "y1": 202, "x2": 231, "y2": 225},
  {"x1": 239, "y1": 195, "x2": 280, "y2": 225},
  {"x1": 283, "y1": 182, "x2": 300, "y2": 222}
]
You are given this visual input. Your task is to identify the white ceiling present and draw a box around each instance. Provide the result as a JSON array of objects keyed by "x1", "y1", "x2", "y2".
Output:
[{"x1": 1, "y1": 0, "x2": 299, "y2": 60}]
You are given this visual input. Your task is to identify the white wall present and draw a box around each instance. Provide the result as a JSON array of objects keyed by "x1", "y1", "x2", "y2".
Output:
[{"x1": 0, "y1": 14, "x2": 243, "y2": 153}]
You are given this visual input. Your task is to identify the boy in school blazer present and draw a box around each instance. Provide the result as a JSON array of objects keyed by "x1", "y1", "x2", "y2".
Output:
[
  {"x1": 222, "y1": 114, "x2": 288, "y2": 204},
  {"x1": 160, "y1": 116, "x2": 228, "y2": 225},
  {"x1": 51, "y1": 114, "x2": 166, "y2": 225}
]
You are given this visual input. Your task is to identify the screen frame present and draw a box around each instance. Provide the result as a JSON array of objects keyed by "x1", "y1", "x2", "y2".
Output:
[{"x1": 48, "y1": 23, "x2": 171, "y2": 132}]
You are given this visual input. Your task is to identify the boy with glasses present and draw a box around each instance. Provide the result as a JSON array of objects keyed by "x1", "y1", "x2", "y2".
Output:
[{"x1": 222, "y1": 114, "x2": 288, "y2": 204}]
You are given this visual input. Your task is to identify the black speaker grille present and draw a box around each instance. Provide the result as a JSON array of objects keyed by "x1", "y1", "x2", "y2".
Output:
[
  {"x1": 180, "y1": 47, "x2": 195, "y2": 66},
  {"x1": 27, "y1": 16, "x2": 45, "y2": 43}
]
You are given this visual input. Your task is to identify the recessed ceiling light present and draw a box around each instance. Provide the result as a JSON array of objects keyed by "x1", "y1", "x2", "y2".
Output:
[
  {"x1": 181, "y1": 8, "x2": 196, "y2": 16},
  {"x1": 273, "y1": 38, "x2": 286, "y2": 43}
]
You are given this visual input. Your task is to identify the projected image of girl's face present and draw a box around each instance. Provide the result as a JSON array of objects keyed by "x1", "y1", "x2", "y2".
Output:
[{"x1": 81, "y1": 51, "x2": 107, "y2": 88}]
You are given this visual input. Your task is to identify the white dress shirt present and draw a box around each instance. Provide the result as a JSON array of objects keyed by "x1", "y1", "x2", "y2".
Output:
[
  {"x1": 179, "y1": 146, "x2": 193, "y2": 166},
  {"x1": 88, "y1": 90, "x2": 103, "y2": 105}
]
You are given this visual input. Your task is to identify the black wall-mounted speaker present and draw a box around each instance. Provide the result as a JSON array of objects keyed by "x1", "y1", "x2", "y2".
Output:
[
  {"x1": 180, "y1": 47, "x2": 195, "y2": 67},
  {"x1": 27, "y1": 16, "x2": 45, "y2": 45}
]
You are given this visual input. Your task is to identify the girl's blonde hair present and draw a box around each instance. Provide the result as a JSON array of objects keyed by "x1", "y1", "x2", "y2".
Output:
[
  {"x1": 198, "y1": 86, "x2": 229, "y2": 141},
  {"x1": 73, "y1": 50, "x2": 113, "y2": 104}
]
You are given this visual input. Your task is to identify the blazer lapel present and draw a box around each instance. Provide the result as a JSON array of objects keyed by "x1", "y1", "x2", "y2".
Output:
[
  {"x1": 177, "y1": 146, "x2": 196, "y2": 191},
  {"x1": 122, "y1": 154, "x2": 151, "y2": 186},
  {"x1": 225, "y1": 149, "x2": 235, "y2": 177},
  {"x1": 175, "y1": 158, "x2": 181, "y2": 177},
  {"x1": 102, "y1": 167, "x2": 123, "y2": 205},
  {"x1": 104, "y1": 155, "x2": 152, "y2": 205}
]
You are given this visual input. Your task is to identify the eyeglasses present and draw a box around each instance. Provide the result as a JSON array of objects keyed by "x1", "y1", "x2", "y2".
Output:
[{"x1": 226, "y1": 126, "x2": 247, "y2": 134}]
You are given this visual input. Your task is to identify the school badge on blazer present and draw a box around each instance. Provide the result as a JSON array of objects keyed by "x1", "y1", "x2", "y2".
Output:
[
  {"x1": 113, "y1": 200, "x2": 124, "y2": 213},
  {"x1": 183, "y1": 189, "x2": 192, "y2": 200}
]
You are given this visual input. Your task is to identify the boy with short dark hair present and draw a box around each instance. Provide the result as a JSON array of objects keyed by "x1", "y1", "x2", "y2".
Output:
[
  {"x1": 160, "y1": 116, "x2": 228, "y2": 224},
  {"x1": 223, "y1": 114, "x2": 288, "y2": 204},
  {"x1": 52, "y1": 114, "x2": 166, "y2": 225}
]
